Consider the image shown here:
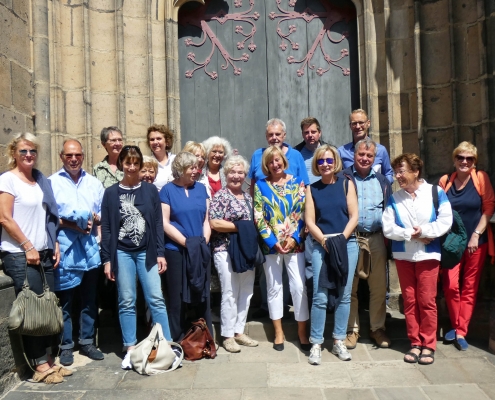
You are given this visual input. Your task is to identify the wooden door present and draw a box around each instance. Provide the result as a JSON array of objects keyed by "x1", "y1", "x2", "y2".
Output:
[{"x1": 178, "y1": 0, "x2": 359, "y2": 158}]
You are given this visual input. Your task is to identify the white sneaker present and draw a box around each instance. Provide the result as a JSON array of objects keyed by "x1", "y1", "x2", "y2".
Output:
[
  {"x1": 121, "y1": 351, "x2": 132, "y2": 370},
  {"x1": 308, "y1": 344, "x2": 321, "y2": 365},
  {"x1": 332, "y1": 340, "x2": 352, "y2": 361}
]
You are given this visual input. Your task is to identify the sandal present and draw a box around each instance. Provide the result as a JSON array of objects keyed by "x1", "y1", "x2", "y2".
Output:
[
  {"x1": 418, "y1": 348, "x2": 435, "y2": 365},
  {"x1": 30, "y1": 368, "x2": 64, "y2": 384},
  {"x1": 51, "y1": 365, "x2": 73, "y2": 377},
  {"x1": 403, "y1": 346, "x2": 421, "y2": 363}
]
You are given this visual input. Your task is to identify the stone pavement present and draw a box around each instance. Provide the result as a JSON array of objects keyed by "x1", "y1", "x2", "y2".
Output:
[{"x1": 3, "y1": 310, "x2": 495, "y2": 400}]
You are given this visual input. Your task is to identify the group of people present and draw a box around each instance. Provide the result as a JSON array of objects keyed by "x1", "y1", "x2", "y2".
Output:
[{"x1": 0, "y1": 109, "x2": 493, "y2": 384}]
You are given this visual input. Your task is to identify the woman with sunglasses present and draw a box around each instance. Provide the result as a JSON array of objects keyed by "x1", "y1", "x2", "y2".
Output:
[
  {"x1": 0, "y1": 133, "x2": 68, "y2": 383},
  {"x1": 439, "y1": 142, "x2": 495, "y2": 351},
  {"x1": 305, "y1": 145, "x2": 358, "y2": 364},
  {"x1": 101, "y1": 145, "x2": 172, "y2": 369}
]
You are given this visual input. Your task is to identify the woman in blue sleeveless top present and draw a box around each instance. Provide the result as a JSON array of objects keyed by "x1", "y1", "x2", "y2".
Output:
[{"x1": 305, "y1": 145, "x2": 359, "y2": 364}]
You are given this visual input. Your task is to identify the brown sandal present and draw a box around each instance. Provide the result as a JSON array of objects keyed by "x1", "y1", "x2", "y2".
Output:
[
  {"x1": 31, "y1": 368, "x2": 64, "y2": 384},
  {"x1": 51, "y1": 365, "x2": 73, "y2": 377}
]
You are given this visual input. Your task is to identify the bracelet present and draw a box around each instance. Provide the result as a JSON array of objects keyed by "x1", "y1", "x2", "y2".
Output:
[
  {"x1": 19, "y1": 239, "x2": 30, "y2": 247},
  {"x1": 321, "y1": 238, "x2": 326, "y2": 247},
  {"x1": 24, "y1": 246, "x2": 34, "y2": 253},
  {"x1": 474, "y1": 230, "x2": 482, "y2": 236}
]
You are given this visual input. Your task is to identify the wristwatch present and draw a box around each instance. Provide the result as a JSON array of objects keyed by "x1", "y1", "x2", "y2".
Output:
[{"x1": 474, "y1": 230, "x2": 482, "y2": 236}]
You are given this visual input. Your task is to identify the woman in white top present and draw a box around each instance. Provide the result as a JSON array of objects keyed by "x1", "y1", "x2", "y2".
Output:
[
  {"x1": 0, "y1": 133, "x2": 69, "y2": 384},
  {"x1": 147, "y1": 124, "x2": 176, "y2": 191}
]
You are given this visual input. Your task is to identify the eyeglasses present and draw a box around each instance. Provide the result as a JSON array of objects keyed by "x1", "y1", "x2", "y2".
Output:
[
  {"x1": 107, "y1": 138, "x2": 123, "y2": 144},
  {"x1": 317, "y1": 158, "x2": 334, "y2": 165},
  {"x1": 350, "y1": 121, "x2": 368, "y2": 127},
  {"x1": 62, "y1": 153, "x2": 83, "y2": 160},
  {"x1": 394, "y1": 170, "x2": 412, "y2": 177},
  {"x1": 456, "y1": 155, "x2": 474, "y2": 163},
  {"x1": 18, "y1": 149, "x2": 38, "y2": 156}
]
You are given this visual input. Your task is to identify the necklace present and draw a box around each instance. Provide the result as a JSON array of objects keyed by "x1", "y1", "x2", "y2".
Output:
[{"x1": 455, "y1": 174, "x2": 470, "y2": 189}]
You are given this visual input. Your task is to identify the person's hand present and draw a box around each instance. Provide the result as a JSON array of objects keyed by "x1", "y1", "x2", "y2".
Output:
[
  {"x1": 157, "y1": 257, "x2": 167, "y2": 274},
  {"x1": 25, "y1": 248, "x2": 40, "y2": 265},
  {"x1": 467, "y1": 234, "x2": 479, "y2": 254},
  {"x1": 274, "y1": 243, "x2": 288, "y2": 254},
  {"x1": 104, "y1": 262, "x2": 115, "y2": 281},
  {"x1": 417, "y1": 237, "x2": 433, "y2": 245},
  {"x1": 282, "y1": 237, "x2": 296, "y2": 252},
  {"x1": 92, "y1": 213, "x2": 100, "y2": 226},
  {"x1": 53, "y1": 242, "x2": 60, "y2": 268},
  {"x1": 85, "y1": 218, "x2": 93, "y2": 234},
  {"x1": 411, "y1": 226, "x2": 422, "y2": 239}
]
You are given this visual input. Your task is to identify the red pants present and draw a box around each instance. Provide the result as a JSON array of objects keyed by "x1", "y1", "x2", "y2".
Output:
[
  {"x1": 442, "y1": 243, "x2": 487, "y2": 337},
  {"x1": 396, "y1": 259, "x2": 440, "y2": 350}
]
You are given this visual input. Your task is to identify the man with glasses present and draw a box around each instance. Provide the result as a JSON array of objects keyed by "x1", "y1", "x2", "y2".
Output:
[
  {"x1": 339, "y1": 138, "x2": 392, "y2": 349},
  {"x1": 338, "y1": 109, "x2": 393, "y2": 184},
  {"x1": 93, "y1": 126, "x2": 124, "y2": 188},
  {"x1": 49, "y1": 139, "x2": 105, "y2": 366}
]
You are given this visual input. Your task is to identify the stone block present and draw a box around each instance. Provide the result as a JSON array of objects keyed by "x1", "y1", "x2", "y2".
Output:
[
  {"x1": 65, "y1": 90, "x2": 86, "y2": 135},
  {"x1": 467, "y1": 24, "x2": 483, "y2": 79},
  {"x1": 349, "y1": 361, "x2": 430, "y2": 387},
  {"x1": 228, "y1": 342, "x2": 299, "y2": 364},
  {"x1": 123, "y1": 0, "x2": 147, "y2": 18},
  {"x1": 152, "y1": 58, "x2": 166, "y2": 98},
  {"x1": 452, "y1": 0, "x2": 480, "y2": 24},
  {"x1": 0, "y1": 284, "x2": 15, "y2": 319},
  {"x1": 0, "y1": 108, "x2": 26, "y2": 143},
  {"x1": 152, "y1": 98, "x2": 168, "y2": 125},
  {"x1": 410, "y1": 91, "x2": 418, "y2": 130},
  {"x1": 123, "y1": 17, "x2": 148, "y2": 56},
  {"x1": 456, "y1": 81, "x2": 482, "y2": 125},
  {"x1": 375, "y1": 387, "x2": 428, "y2": 399},
  {"x1": 387, "y1": 6, "x2": 413, "y2": 41},
  {"x1": 195, "y1": 362, "x2": 266, "y2": 389},
  {"x1": 453, "y1": 25, "x2": 481, "y2": 82},
  {"x1": 323, "y1": 388, "x2": 376, "y2": 400},
  {"x1": 90, "y1": 50, "x2": 117, "y2": 92},
  {"x1": 12, "y1": 0, "x2": 29, "y2": 22},
  {"x1": 375, "y1": 42, "x2": 388, "y2": 95},
  {"x1": 377, "y1": 95, "x2": 388, "y2": 133},
  {"x1": 479, "y1": 383, "x2": 495, "y2": 399},
  {"x1": 89, "y1": 9, "x2": 116, "y2": 52},
  {"x1": 0, "y1": 57, "x2": 11, "y2": 108},
  {"x1": 90, "y1": 0, "x2": 119, "y2": 12},
  {"x1": 151, "y1": 21, "x2": 166, "y2": 58},
  {"x1": 60, "y1": 46, "x2": 85, "y2": 89},
  {"x1": 0, "y1": 0, "x2": 13, "y2": 9},
  {"x1": 420, "y1": 30, "x2": 452, "y2": 86},
  {"x1": 424, "y1": 128, "x2": 454, "y2": 177},
  {"x1": 369, "y1": 0, "x2": 384, "y2": 14},
  {"x1": 70, "y1": 5, "x2": 84, "y2": 48},
  {"x1": 268, "y1": 362, "x2": 351, "y2": 388},
  {"x1": 244, "y1": 388, "x2": 324, "y2": 400},
  {"x1": 458, "y1": 125, "x2": 477, "y2": 143},
  {"x1": 90, "y1": 93, "x2": 119, "y2": 135},
  {"x1": 125, "y1": 96, "x2": 150, "y2": 135},
  {"x1": 401, "y1": 130, "x2": 420, "y2": 155},
  {"x1": 389, "y1": 92, "x2": 410, "y2": 131},
  {"x1": 423, "y1": 87, "x2": 453, "y2": 128},
  {"x1": 0, "y1": 6, "x2": 30, "y2": 67},
  {"x1": 11, "y1": 63, "x2": 32, "y2": 115},
  {"x1": 125, "y1": 56, "x2": 149, "y2": 96},
  {"x1": 420, "y1": 0, "x2": 449, "y2": 32},
  {"x1": 387, "y1": 38, "x2": 416, "y2": 92},
  {"x1": 58, "y1": 4, "x2": 73, "y2": 48}
]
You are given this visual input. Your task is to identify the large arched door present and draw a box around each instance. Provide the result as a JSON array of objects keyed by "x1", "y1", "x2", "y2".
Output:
[{"x1": 178, "y1": 0, "x2": 359, "y2": 156}]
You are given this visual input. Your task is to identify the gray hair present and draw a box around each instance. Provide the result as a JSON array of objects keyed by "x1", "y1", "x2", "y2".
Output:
[
  {"x1": 266, "y1": 118, "x2": 286, "y2": 133},
  {"x1": 354, "y1": 137, "x2": 377, "y2": 156},
  {"x1": 202, "y1": 136, "x2": 232, "y2": 159},
  {"x1": 349, "y1": 108, "x2": 369, "y2": 121},
  {"x1": 60, "y1": 138, "x2": 84, "y2": 155},
  {"x1": 223, "y1": 155, "x2": 250, "y2": 176},
  {"x1": 7, "y1": 133, "x2": 39, "y2": 170},
  {"x1": 100, "y1": 126, "x2": 122, "y2": 144},
  {"x1": 171, "y1": 151, "x2": 198, "y2": 179}
]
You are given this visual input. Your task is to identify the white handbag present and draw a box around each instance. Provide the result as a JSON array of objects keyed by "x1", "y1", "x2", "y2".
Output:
[{"x1": 130, "y1": 323, "x2": 183, "y2": 375}]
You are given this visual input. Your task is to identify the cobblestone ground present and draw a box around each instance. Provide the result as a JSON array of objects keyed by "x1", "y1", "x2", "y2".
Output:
[{"x1": 3, "y1": 310, "x2": 495, "y2": 400}]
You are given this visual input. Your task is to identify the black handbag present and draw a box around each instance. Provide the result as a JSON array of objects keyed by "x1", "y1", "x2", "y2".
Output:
[
  {"x1": 8, "y1": 262, "x2": 64, "y2": 336},
  {"x1": 243, "y1": 194, "x2": 266, "y2": 266}
]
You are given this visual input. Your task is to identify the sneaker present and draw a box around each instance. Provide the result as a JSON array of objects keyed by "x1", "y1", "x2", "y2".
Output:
[
  {"x1": 235, "y1": 334, "x2": 259, "y2": 347},
  {"x1": 345, "y1": 331, "x2": 359, "y2": 349},
  {"x1": 444, "y1": 329, "x2": 456, "y2": 342},
  {"x1": 80, "y1": 344, "x2": 104, "y2": 360},
  {"x1": 223, "y1": 337, "x2": 241, "y2": 353},
  {"x1": 121, "y1": 352, "x2": 132, "y2": 370},
  {"x1": 370, "y1": 329, "x2": 391, "y2": 348},
  {"x1": 59, "y1": 349, "x2": 74, "y2": 366},
  {"x1": 331, "y1": 340, "x2": 352, "y2": 361},
  {"x1": 308, "y1": 344, "x2": 321, "y2": 365}
]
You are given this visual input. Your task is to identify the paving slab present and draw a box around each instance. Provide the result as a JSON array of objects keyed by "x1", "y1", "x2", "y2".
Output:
[
  {"x1": 421, "y1": 383, "x2": 490, "y2": 400},
  {"x1": 79, "y1": 389, "x2": 242, "y2": 400},
  {"x1": 47, "y1": 367, "x2": 124, "y2": 391},
  {"x1": 374, "y1": 386, "x2": 428, "y2": 400},
  {"x1": 320, "y1": 342, "x2": 372, "y2": 362},
  {"x1": 416, "y1": 358, "x2": 474, "y2": 385},
  {"x1": 118, "y1": 364, "x2": 197, "y2": 389},
  {"x1": 193, "y1": 362, "x2": 267, "y2": 389},
  {"x1": 228, "y1": 341, "x2": 300, "y2": 363},
  {"x1": 267, "y1": 362, "x2": 352, "y2": 388},
  {"x1": 436, "y1": 340, "x2": 489, "y2": 359},
  {"x1": 3, "y1": 392, "x2": 84, "y2": 400},
  {"x1": 478, "y1": 383, "x2": 495, "y2": 399},
  {"x1": 347, "y1": 361, "x2": 430, "y2": 387},
  {"x1": 242, "y1": 387, "x2": 324, "y2": 400},
  {"x1": 322, "y1": 388, "x2": 376, "y2": 400},
  {"x1": 454, "y1": 357, "x2": 495, "y2": 384}
]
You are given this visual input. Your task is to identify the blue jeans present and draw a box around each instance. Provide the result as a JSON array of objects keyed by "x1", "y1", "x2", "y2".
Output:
[
  {"x1": 310, "y1": 237, "x2": 359, "y2": 344},
  {"x1": 116, "y1": 250, "x2": 172, "y2": 346},
  {"x1": 57, "y1": 267, "x2": 99, "y2": 350}
]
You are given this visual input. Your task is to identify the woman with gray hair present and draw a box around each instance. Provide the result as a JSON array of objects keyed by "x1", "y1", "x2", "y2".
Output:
[
  {"x1": 202, "y1": 136, "x2": 233, "y2": 197},
  {"x1": 209, "y1": 155, "x2": 259, "y2": 352},
  {"x1": 93, "y1": 126, "x2": 124, "y2": 189},
  {"x1": 160, "y1": 152, "x2": 212, "y2": 340}
]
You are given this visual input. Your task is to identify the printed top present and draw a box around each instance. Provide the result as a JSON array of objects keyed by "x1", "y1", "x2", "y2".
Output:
[{"x1": 93, "y1": 156, "x2": 124, "y2": 189}]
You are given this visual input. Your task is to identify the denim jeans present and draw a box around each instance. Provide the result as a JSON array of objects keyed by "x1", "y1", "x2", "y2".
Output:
[
  {"x1": 1, "y1": 250, "x2": 55, "y2": 365},
  {"x1": 56, "y1": 267, "x2": 99, "y2": 350},
  {"x1": 116, "y1": 250, "x2": 172, "y2": 346},
  {"x1": 309, "y1": 237, "x2": 359, "y2": 344}
]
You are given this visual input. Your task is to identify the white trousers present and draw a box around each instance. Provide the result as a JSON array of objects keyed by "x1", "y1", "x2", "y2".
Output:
[
  {"x1": 213, "y1": 251, "x2": 255, "y2": 337},
  {"x1": 264, "y1": 253, "x2": 309, "y2": 321}
]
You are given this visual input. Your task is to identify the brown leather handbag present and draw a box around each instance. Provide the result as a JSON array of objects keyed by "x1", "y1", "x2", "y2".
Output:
[{"x1": 179, "y1": 318, "x2": 217, "y2": 361}]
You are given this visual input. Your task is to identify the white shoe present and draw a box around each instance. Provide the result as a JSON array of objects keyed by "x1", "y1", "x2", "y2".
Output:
[
  {"x1": 308, "y1": 344, "x2": 321, "y2": 365},
  {"x1": 331, "y1": 340, "x2": 352, "y2": 361},
  {"x1": 121, "y1": 352, "x2": 132, "y2": 370}
]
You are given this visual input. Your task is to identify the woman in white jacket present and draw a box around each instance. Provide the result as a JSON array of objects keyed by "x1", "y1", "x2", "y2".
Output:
[{"x1": 382, "y1": 153, "x2": 452, "y2": 366}]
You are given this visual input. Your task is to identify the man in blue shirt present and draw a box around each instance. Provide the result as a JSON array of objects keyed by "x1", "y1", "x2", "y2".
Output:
[
  {"x1": 49, "y1": 139, "x2": 105, "y2": 366},
  {"x1": 339, "y1": 138, "x2": 392, "y2": 350},
  {"x1": 338, "y1": 109, "x2": 394, "y2": 183}
]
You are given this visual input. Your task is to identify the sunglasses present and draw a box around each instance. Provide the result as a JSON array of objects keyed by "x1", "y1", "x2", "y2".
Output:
[
  {"x1": 317, "y1": 158, "x2": 334, "y2": 166},
  {"x1": 63, "y1": 153, "x2": 83, "y2": 160},
  {"x1": 456, "y1": 155, "x2": 474, "y2": 163},
  {"x1": 19, "y1": 149, "x2": 38, "y2": 156},
  {"x1": 123, "y1": 145, "x2": 140, "y2": 151}
]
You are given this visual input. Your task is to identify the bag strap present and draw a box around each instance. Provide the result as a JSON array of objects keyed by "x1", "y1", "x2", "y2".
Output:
[
  {"x1": 166, "y1": 341, "x2": 184, "y2": 372},
  {"x1": 22, "y1": 260, "x2": 50, "y2": 291}
]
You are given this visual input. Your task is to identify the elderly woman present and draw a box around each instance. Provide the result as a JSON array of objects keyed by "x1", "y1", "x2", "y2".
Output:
[
  {"x1": 93, "y1": 126, "x2": 124, "y2": 188},
  {"x1": 202, "y1": 136, "x2": 232, "y2": 198},
  {"x1": 147, "y1": 124, "x2": 176, "y2": 191},
  {"x1": 101, "y1": 145, "x2": 172, "y2": 370},
  {"x1": 382, "y1": 153, "x2": 452, "y2": 365},
  {"x1": 439, "y1": 142, "x2": 495, "y2": 351},
  {"x1": 209, "y1": 155, "x2": 259, "y2": 352},
  {"x1": 0, "y1": 133, "x2": 69, "y2": 383},
  {"x1": 182, "y1": 141, "x2": 208, "y2": 190},
  {"x1": 139, "y1": 155, "x2": 159, "y2": 185},
  {"x1": 161, "y1": 152, "x2": 212, "y2": 341},
  {"x1": 305, "y1": 145, "x2": 358, "y2": 364},
  {"x1": 254, "y1": 146, "x2": 309, "y2": 351}
]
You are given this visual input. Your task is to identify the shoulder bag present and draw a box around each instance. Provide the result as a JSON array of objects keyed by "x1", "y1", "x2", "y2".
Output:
[
  {"x1": 243, "y1": 194, "x2": 266, "y2": 266},
  {"x1": 8, "y1": 262, "x2": 64, "y2": 336},
  {"x1": 180, "y1": 318, "x2": 217, "y2": 361}
]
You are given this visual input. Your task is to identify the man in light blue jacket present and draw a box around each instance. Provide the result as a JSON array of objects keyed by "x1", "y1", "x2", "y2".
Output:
[{"x1": 49, "y1": 139, "x2": 104, "y2": 366}]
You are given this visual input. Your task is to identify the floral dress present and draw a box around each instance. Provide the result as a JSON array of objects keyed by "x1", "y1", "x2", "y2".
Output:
[{"x1": 254, "y1": 175, "x2": 305, "y2": 255}]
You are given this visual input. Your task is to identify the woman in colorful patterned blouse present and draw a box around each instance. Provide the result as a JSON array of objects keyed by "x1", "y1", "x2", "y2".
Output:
[
  {"x1": 254, "y1": 146, "x2": 309, "y2": 351},
  {"x1": 209, "y1": 155, "x2": 259, "y2": 353}
]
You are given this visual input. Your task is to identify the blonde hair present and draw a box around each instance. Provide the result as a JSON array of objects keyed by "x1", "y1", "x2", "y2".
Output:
[
  {"x1": 182, "y1": 141, "x2": 206, "y2": 158},
  {"x1": 7, "y1": 133, "x2": 39, "y2": 170},
  {"x1": 349, "y1": 108, "x2": 369, "y2": 121},
  {"x1": 453, "y1": 141, "x2": 477, "y2": 165},
  {"x1": 142, "y1": 155, "x2": 158, "y2": 175},
  {"x1": 261, "y1": 146, "x2": 288, "y2": 176},
  {"x1": 312, "y1": 145, "x2": 342, "y2": 176}
]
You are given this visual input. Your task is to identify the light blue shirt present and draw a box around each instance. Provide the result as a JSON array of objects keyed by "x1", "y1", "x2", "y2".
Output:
[
  {"x1": 299, "y1": 146, "x2": 320, "y2": 184},
  {"x1": 352, "y1": 166, "x2": 384, "y2": 232}
]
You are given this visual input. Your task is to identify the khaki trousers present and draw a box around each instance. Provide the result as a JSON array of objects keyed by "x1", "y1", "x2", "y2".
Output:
[{"x1": 347, "y1": 232, "x2": 387, "y2": 333}]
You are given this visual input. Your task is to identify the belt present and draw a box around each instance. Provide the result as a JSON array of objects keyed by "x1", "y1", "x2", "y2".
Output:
[{"x1": 356, "y1": 231, "x2": 381, "y2": 238}]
